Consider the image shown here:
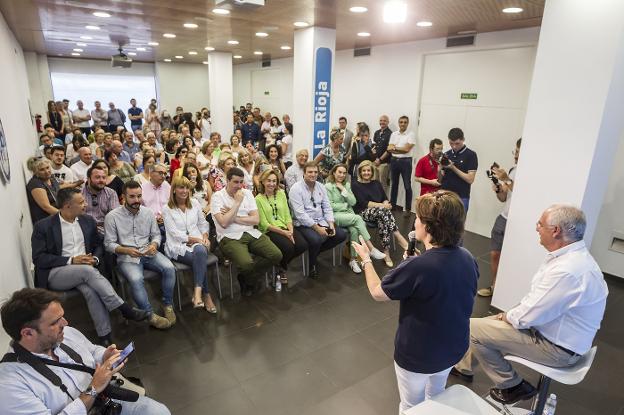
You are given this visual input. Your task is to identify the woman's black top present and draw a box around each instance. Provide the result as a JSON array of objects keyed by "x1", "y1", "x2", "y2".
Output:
[
  {"x1": 107, "y1": 176, "x2": 125, "y2": 198},
  {"x1": 348, "y1": 141, "x2": 375, "y2": 176},
  {"x1": 26, "y1": 176, "x2": 60, "y2": 224},
  {"x1": 381, "y1": 246, "x2": 479, "y2": 374},
  {"x1": 351, "y1": 180, "x2": 387, "y2": 212},
  {"x1": 48, "y1": 111, "x2": 62, "y2": 132}
]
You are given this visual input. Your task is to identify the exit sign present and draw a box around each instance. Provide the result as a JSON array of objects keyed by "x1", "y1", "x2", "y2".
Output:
[{"x1": 461, "y1": 93, "x2": 478, "y2": 100}]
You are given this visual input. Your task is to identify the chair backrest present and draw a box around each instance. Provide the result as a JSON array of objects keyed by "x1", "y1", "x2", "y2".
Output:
[{"x1": 504, "y1": 346, "x2": 597, "y2": 385}]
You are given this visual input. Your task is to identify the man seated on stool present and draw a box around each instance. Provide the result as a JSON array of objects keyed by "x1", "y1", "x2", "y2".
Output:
[
  {"x1": 211, "y1": 167, "x2": 282, "y2": 296},
  {"x1": 0, "y1": 288, "x2": 170, "y2": 415},
  {"x1": 31, "y1": 188, "x2": 149, "y2": 346},
  {"x1": 451, "y1": 205, "x2": 608, "y2": 405},
  {"x1": 104, "y1": 181, "x2": 176, "y2": 330}
]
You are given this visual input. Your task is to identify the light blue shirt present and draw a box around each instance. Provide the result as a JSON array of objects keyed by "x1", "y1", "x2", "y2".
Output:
[
  {"x1": 104, "y1": 205, "x2": 161, "y2": 262},
  {"x1": 288, "y1": 180, "x2": 334, "y2": 227},
  {"x1": 0, "y1": 326, "x2": 106, "y2": 415}
]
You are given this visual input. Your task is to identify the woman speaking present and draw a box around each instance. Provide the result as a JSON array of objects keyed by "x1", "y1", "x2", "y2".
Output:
[{"x1": 352, "y1": 190, "x2": 478, "y2": 413}]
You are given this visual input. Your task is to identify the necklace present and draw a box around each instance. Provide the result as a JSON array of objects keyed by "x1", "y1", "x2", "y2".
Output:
[
  {"x1": 177, "y1": 206, "x2": 189, "y2": 235},
  {"x1": 266, "y1": 193, "x2": 279, "y2": 220}
]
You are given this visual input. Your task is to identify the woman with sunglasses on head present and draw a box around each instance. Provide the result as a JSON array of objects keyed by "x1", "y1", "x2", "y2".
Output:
[
  {"x1": 169, "y1": 145, "x2": 189, "y2": 178},
  {"x1": 162, "y1": 176, "x2": 218, "y2": 313},
  {"x1": 255, "y1": 169, "x2": 308, "y2": 289}
]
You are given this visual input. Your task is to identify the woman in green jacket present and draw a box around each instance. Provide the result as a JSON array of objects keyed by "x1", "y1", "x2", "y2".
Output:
[
  {"x1": 325, "y1": 164, "x2": 386, "y2": 273},
  {"x1": 255, "y1": 169, "x2": 308, "y2": 289}
]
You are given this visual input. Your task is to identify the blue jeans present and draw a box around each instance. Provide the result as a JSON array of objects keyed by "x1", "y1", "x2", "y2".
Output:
[
  {"x1": 296, "y1": 226, "x2": 348, "y2": 268},
  {"x1": 174, "y1": 245, "x2": 218, "y2": 294},
  {"x1": 390, "y1": 157, "x2": 413, "y2": 210},
  {"x1": 461, "y1": 197, "x2": 470, "y2": 214},
  {"x1": 118, "y1": 395, "x2": 170, "y2": 415},
  {"x1": 117, "y1": 252, "x2": 176, "y2": 313}
]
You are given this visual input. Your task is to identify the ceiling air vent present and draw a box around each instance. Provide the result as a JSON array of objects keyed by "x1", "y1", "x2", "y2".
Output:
[
  {"x1": 261, "y1": 58, "x2": 271, "y2": 68},
  {"x1": 446, "y1": 35, "x2": 475, "y2": 47},
  {"x1": 354, "y1": 47, "x2": 371, "y2": 57}
]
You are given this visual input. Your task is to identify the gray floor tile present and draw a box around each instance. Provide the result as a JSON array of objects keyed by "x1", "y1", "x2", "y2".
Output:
[
  {"x1": 351, "y1": 365, "x2": 400, "y2": 415},
  {"x1": 301, "y1": 387, "x2": 379, "y2": 415},
  {"x1": 174, "y1": 386, "x2": 256, "y2": 415}
]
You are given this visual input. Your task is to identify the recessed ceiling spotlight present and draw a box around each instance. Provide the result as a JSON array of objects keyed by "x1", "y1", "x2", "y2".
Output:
[
  {"x1": 188, "y1": 51, "x2": 198, "y2": 55},
  {"x1": 255, "y1": 32, "x2": 268, "y2": 37},
  {"x1": 76, "y1": 42, "x2": 87, "y2": 46},
  {"x1": 416, "y1": 21, "x2": 433, "y2": 27},
  {"x1": 175, "y1": 55, "x2": 183, "y2": 59},
  {"x1": 127, "y1": 52, "x2": 137, "y2": 56},
  {"x1": 254, "y1": 51, "x2": 263, "y2": 55},
  {"x1": 73, "y1": 48, "x2": 83, "y2": 52},
  {"x1": 502, "y1": 7, "x2": 523, "y2": 13},
  {"x1": 227, "y1": 40, "x2": 239, "y2": 45},
  {"x1": 164, "y1": 58, "x2": 172, "y2": 62},
  {"x1": 202, "y1": 61, "x2": 208, "y2": 64},
  {"x1": 213, "y1": 8, "x2": 230, "y2": 15},
  {"x1": 457, "y1": 30, "x2": 477, "y2": 35},
  {"x1": 80, "y1": 35, "x2": 92, "y2": 40},
  {"x1": 205, "y1": 46, "x2": 215, "y2": 51},
  {"x1": 71, "y1": 52, "x2": 81, "y2": 56},
  {"x1": 383, "y1": 1, "x2": 407, "y2": 23},
  {"x1": 349, "y1": 6, "x2": 368, "y2": 13},
  {"x1": 163, "y1": 33, "x2": 176, "y2": 38},
  {"x1": 92, "y1": 11, "x2": 111, "y2": 18},
  {"x1": 280, "y1": 45, "x2": 291, "y2": 50},
  {"x1": 233, "y1": 55, "x2": 242, "y2": 59},
  {"x1": 148, "y1": 41, "x2": 159, "y2": 46},
  {"x1": 136, "y1": 47, "x2": 146, "y2": 51},
  {"x1": 357, "y1": 32, "x2": 371, "y2": 37},
  {"x1": 85, "y1": 25, "x2": 100, "y2": 30},
  {"x1": 293, "y1": 21, "x2": 309, "y2": 27},
  {"x1": 183, "y1": 23, "x2": 198, "y2": 28}
]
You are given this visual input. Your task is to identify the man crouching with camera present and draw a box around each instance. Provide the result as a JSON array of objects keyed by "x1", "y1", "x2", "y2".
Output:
[{"x1": 0, "y1": 288, "x2": 170, "y2": 415}]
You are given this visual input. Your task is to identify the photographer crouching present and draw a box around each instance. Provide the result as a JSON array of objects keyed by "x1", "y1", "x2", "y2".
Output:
[
  {"x1": 0, "y1": 288, "x2": 170, "y2": 415},
  {"x1": 352, "y1": 190, "x2": 478, "y2": 413}
]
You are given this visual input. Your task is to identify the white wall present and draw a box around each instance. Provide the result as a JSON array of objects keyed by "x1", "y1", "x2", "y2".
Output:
[
  {"x1": 0, "y1": 12, "x2": 41, "y2": 344},
  {"x1": 24, "y1": 52, "x2": 53, "y2": 120},
  {"x1": 155, "y1": 61, "x2": 210, "y2": 114}
]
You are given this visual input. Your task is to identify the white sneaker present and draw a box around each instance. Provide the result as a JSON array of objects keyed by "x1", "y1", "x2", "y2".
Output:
[
  {"x1": 370, "y1": 248, "x2": 386, "y2": 260},
  {"x1": 349, "y1": 259, "x2": 362, "y2": 274}
]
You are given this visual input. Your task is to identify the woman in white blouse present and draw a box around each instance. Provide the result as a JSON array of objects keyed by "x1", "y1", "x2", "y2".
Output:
[{"x1": 163, "y1": 176, "x2": 218, "y2": 313}]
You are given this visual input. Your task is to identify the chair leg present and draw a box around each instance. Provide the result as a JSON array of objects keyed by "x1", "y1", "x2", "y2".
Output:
[
  {"x1": 228, "y1": 263, "x2": 234, "y2": 299},
  {"x1": 531, "y1": 375, "x2": 551, "y2": 415},
  {"x1": 301, "y1": 254, "x2": 306, "y2": 277},
  {"x1": 175, "y1": 271, "x2": 182, "y2": 312},
  {"x1": 214, "y1": 263, "x2": 223, "y2": 300},
  {"x1": 332, "y1": 247, "x2": 336, "y2": 266}
]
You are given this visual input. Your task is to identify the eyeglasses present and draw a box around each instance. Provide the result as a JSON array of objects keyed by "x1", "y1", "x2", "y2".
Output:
[
  {"x1": 91, "y1": 193, "x2": 98, "y2": 207},
  {"x1": 154, "y1": 171, "x2": 167, "y2": 176},
  {"x1": 536, "y1": 221, "x2": 556, "y2": 229},
  {"x1": 310, "y1": 196, "x2": 317, "y2": 208}
]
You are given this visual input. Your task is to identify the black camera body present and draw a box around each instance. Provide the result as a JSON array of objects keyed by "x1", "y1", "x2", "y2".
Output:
[
  {"x1": 440, "y1": 153, "x2": 451, "y2": 167},
  {"x1": 94, "y1": 394, "x2": 122, "y2": 415},
  {"x1": 486, "y1": 162, "x2": 501, "y2": 192}
]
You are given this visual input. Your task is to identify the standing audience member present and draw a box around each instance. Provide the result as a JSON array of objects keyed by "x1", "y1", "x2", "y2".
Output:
[
  {"x1": 439, "y1": 127, "x2": 478, "y2": 213},
  {"x1": 388, "y1": 115, "x2": 416, "y2": 215},
  {"x1": 338, "y1": 117, "x2": 354, "y2": 151},
  {"x1": 255, "y1": 170, "x2": 308, "y2": 287},
  {"x1": 107, "y1": 102, "x2": 126, "y2": 131},
  {"x1": 352, "y1": 190, "x2": 478, "y2": 412},
  {"x1": 91, "y1": 101, "x2": 108, "y2": 131},
  {"x1": 104, "y1": 181, "x2": 176, "y2": 329},
  {"x1": 31, "y1": 188, "x2": 149, "y2": 345},
  {"x1": 72, "y1": 100, "x2": 91, "y2": 135},
  {"x1": 163, "y1": 176, "x2": 218, "y2": 313},
  {"x1": 211, "y1": 168, "x2": 282, "y2": 296},
  {"x1": 348, "y1": 125, "x2": 375, "y2": 178},
  {"x1": 26, "y1": 158, "x2": 60, "y2": 224},
  {"x1": 373, "y1": 114, "x2": 393, "y2": 195},
  {"x1": 127, "y1": 98, "x2": 143, "y2": 132},
  {"x1": 70, "y1": 147, "x2": 94, "y2": 181},
  {"x1": 281, "y1": 123, "x2": 294, "y2": 167},
  {"x1": 452, "y1": 205, "x2": 608, "y2": 405},
  {"x1": 415, "y1": 138, "x2": 443, "y2": 196},
  {"x1": 289, "y1": 162, "x2": 347, "y2": 278},
  {"x1": 0, "y1": 288, "x2": 171, "y2": 415},
  {"x1": 241, "y1": 113, "x2": 261, "y2": 146},
  {"x1": 47, "y1": 100, "x2": 63, "y2": 137},
  {"x1": 145, "y1": 103, "x2": 161, "y2": 137}
]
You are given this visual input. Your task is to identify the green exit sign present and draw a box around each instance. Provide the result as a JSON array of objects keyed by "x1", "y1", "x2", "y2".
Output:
[{"x1": 461, "y1": 93, "x2": 478, "y2": 100}]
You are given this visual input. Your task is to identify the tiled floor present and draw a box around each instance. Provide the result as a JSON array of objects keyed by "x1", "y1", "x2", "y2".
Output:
[{"x1": 65, "y1": 213, "x2": 624, "y2": 414}]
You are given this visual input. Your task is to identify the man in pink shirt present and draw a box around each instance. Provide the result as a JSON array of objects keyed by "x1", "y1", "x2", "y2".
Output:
[{"x1": 141, "y1": 163, "x2": 171, "y2": 246}]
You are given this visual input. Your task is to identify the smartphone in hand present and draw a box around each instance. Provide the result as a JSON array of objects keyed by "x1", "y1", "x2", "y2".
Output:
[{"x1": 112, "y1": 341, "x2": 135, "y2": 369}]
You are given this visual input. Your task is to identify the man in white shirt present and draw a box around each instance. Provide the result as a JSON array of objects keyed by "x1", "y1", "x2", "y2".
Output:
[
  {"x1": 49, "y1": 146, "x2": 82, "y2": 188},
  {"x1": 211, "y1": 167, "x2": 282, "y2": 296},
  {"x1": 387, "y1": 115, "x2": 417, "y2": 216},
  {"x1": 70, "y1": 147, "x2": 94, "y2": 181},
  {"x1": 452, "y1": 205, "x2": 608, "y2": 405},
  {"x1": 284, "y1": 149, "x2": 308, "y2": 191},
  {"x1": 72, "y1": 100, "x2": 92, "y2": 135}
]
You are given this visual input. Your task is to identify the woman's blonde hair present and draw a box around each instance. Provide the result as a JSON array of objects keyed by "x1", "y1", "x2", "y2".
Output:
[
  {"x1": 27, "y1": 157, "x2": 51, "y2": 173},
  {"x1": 257, "y1": 169, "x2": 280, "y2": 194},
  {"x1": 326, "y1": 163, "x2": 348, "y2": 184},
  {"x1": 356, "y1": 160, "x2": 378, "y2": 182},
  {"x1": 329, "y1": 127, "x2": 343, "y2": 142},
  {"x1": 237, "y1": 148, "x2": 252, "y2": 166},
  {"x1": 217, "y1": 152, "x2": 236, "y2": 170},
  {"x1": 167, "y1": 176, "x2": 193, "y2": 209}
]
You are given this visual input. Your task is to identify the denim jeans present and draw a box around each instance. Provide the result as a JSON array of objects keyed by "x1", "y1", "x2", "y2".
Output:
[
  {"x1": 118, "y1": 395, "x2": 171, "y2": 415},
  {"x1": 174, "y1": 245, "x2": 218, "y2": 295},
  {"x1": 117, "y1": 251, "x2": 176, "y2": 313},
  {"x1": 296, "y1": 226, "x2": 348, "y2": 268},
  {"x1": 390, "y1": 157, "x2": 413, "y2": 210},
  {"x1": 460, "y1": 197, "x2": 470, "y2": 214}
]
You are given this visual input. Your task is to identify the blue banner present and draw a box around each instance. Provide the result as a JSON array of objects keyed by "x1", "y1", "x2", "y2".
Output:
[{"x1": 312, "y1": 47, "x2": 332, "y2": 157}]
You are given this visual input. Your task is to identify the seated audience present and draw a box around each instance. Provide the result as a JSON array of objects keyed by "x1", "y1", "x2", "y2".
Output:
[
  {"x1": 141, "y1": 163, "x2": 171, "y2": 241},
  {"x1": 280, "y1": 123, "x2": 293, "y2": 168},
  {"x1": 162, "y1": 177, "x2": 218, "y2": 313},
  {"x1": 82, "y1": 166, "x2": 119, "y2": 234},
  {"x1": 106, "y1": 149, "x2": 136, "y2": 183},
  {"x1": 92, "y1": 159, "x2": 124, "y2": 199},
  {"x1": 111, "y1": 139, "x2": 131, "y2": 164},
  {"x1": 284, "y1": 149, "x2": 308, "y2": 192},
  {"x1": 197, "y1": 141, "x2": 216, "y2": 179},
  {"x1": 229, "y1": 134, "x2": 243, "y2": 159},
  {"x1": 169, "y1": 145, "x2": 188, "y2": 178},
  {"x1": 237, "y1": 148, "x2": 255, "y2": 189},
  {"x1": 325, "y1": 164, "x2": 386, "y2": 273},
  {"x1": 252, "y1": 159, "x2": 272, "y2": 193},
  {"x1": 289, "y1": 162, "x2": 347, "y2": 278},
  {"x1": 122, "y1": 130, "x2": 140, "y2": 160},
  {"x1": 27, "y1": 158, "x2": 60, "y2": 224},
  {"x1": 352, "y1": 190, "x2": 479, "y2": 412},
  {"x1": 211, "y1": 167, "x2": 282, "y2": 296},
  {"x1": 352, "y1": 161, "x2": 408, "y2": 267},
  {"x1": 172, "y1": 150, "x2": 197, "y2": 179},
  {"x1": 49, "y1": 145, "x2": 81, "y2": 188},
  {"x1": 70, "y1": 147, "x2": 94, "y2": 181},
  {"x1": 314, "y1": 128, "x2": 347, "y2": 181},
  {"x1": 0, "y1": 288, "x2": 171, "y2": 415},
  {"x1": 104, "y1": 181, "x2": 176, "y2": 329},
  {"x1": 182, "y1": 163, "x2": 211, "y2": 215},
  {"x1": 31, "y1": 188, "x2": 148, "y2": 345},
  {"x1": 209, "y1": 152, "x2": 237, "y2": 192},
  {"x1": 134, "y1": 153, "x2": 155, "y2": 185},
  {"x1": 65, "y1": 134, "x2": 87, "y2": 162},
  {"x1": 452, "y1": 205, "x2": 609, "y2": 405},
  {"x1": 255, "y1": 169, "x2": 308, "y2": 287},
  {"x1": 266, "y1": 143, "x2": 286, "y2": 179}
]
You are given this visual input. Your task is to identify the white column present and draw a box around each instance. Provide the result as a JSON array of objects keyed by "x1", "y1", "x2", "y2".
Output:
[
  {"x1": 208, "y1": 52, "x2": 233, "y2": 137},
  {"x1": 493, "y1": 0, "x2": 624, "y2": 310},
  {"x1": 292, "y1": 27, "x2": 336, "y2": 156}
]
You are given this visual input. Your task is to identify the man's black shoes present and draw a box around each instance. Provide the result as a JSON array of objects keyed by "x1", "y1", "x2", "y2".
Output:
[
  {"x1": 308, "y1": 267, "x2": 319, "y2": 279},
  {"x1": 237, "y1": 274, "x2": 254, "y2": 297},
  {"x1": 449, "y1": 367, "x2": 474, "y2": 382},
  {"x1": 489, "y1": 380, "x2": 537, "y2": 405}
]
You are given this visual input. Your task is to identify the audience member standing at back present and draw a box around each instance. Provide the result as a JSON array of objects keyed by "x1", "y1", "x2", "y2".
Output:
[
  {"x1": 107, "y1": 102, "x2": 126, "y2": 132},
  {"x1": 388, "y1": 115, "x2": 416, "y2": 216},
  {"x1": 128, "y1": 99, "x2": 143, "y2": 132},
  {"x1": 373, "y1": 115, "x2": 393, "y2": 195},
  {"x1": 439, "y1": 128, "x2": 478, "y2": 213},
  {"x1": 415, "y1": 138, "x2": 443, "y2": 196}
]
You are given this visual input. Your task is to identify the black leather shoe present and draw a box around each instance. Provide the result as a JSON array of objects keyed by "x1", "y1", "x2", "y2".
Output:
[
  {"x1": 127, "y1": 307, "x2": 150, "y2": 322},
  {"x1": 489, "y1": 380, "x2": 537, "y2": 405},
  {"x1": 449, "y1": 367, "x2": 473, "y2": 382},
  {"x1": 237, "y1": 275, "x2": 253, "y2": 297},
  {"x1": 308, "y1": 267, "x2": 319, "y2": 279}
]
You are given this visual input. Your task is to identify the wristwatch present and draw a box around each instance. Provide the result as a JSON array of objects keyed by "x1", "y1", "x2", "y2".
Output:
[{"x1": 82, "y1": 385, "x2": 98, "y2": 398}]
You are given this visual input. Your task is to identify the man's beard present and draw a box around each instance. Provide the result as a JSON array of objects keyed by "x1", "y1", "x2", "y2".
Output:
[{"x1": 127, "y1": 202, "x2": 141, "y2": 210}]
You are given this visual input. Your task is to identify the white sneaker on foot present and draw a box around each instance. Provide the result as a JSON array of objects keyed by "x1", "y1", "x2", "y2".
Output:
[
  {"x1": 370, "y1": 248, "x2": 386, "y2": 260},
  {"x1": 349, "y1": 259, "x2": 362, "y2": 274}
]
